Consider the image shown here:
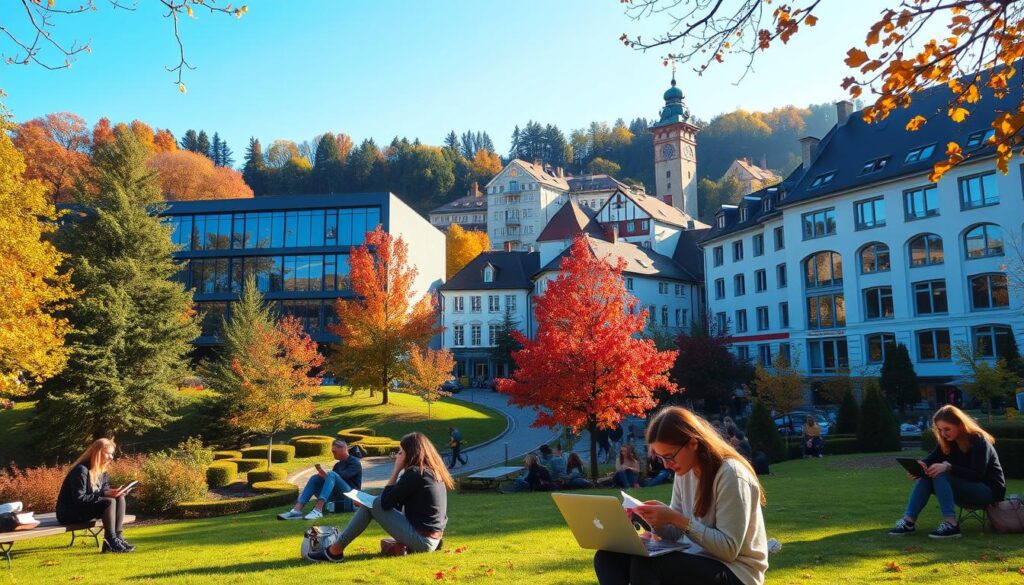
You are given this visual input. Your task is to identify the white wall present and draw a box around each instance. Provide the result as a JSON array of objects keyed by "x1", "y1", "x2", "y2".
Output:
[
  {"x1": 387, "y1": 193, "x2": 446, "y2": 301},
  {"x1": 439, "y1": 288, "x2": 531, "y2": 349}
]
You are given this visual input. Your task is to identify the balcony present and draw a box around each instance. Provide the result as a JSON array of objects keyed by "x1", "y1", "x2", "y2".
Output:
[{"x1": 504, "y1": 212, "x2": 520, "y2": 226}]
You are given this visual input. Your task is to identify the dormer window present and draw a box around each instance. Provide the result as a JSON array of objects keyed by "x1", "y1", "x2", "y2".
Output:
[
  {"x1": 809, "y1": 171, "x2": 836, "y2": 188},
  {"x1": 762, "y1": 198, "x2": 772, "y2": 213},
  {"x1": 965, "y1": 128, "x2": 995, "y2": 148},
  {"x1": 904, "y1": 143, "x2": 936, "y2": 163},
  {"x1": 717, "y1": 215, "x2": 725, "y2": 229},
  {"x1": 740, "y1": 208, "x2": 748, "y2": 222},
  {"x1": 483, "y1": 264, "x2": 495, "y2": 283},
  {"x1": 859, "y1": 156, "x2": 890, "y2": 175}
]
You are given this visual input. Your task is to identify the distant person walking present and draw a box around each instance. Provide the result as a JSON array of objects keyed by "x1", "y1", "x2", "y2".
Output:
[{"x1": 448, "y1": 426, "x2": 467, "y2": 469}]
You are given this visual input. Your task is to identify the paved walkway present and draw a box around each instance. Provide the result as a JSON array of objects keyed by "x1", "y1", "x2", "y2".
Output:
[{"x1": 287, "y1": 388, "x2": 558, "y2": 490}]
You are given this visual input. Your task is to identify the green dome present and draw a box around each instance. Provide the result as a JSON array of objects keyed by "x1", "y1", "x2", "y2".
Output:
[{"x1": 663, "y1": 79, "x2": 684, "y2": 100}]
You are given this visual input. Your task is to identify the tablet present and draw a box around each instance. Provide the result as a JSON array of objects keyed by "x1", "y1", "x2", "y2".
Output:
[
  {"x1": 120, "y1": 480, "x2": 140, "y2": 494},
  {"x1": 896, "y1": 458, "x2": 924, "y2": 477}
]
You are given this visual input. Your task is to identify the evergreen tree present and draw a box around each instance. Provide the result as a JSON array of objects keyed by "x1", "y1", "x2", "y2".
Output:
[
  {"x1": 444, "y1": 130, "x2": 459, "y2": 152},
  {"x1": 211, "y1": 132, "x2": 223, "y2": 166},
  {"x1": 242, "y1": 137, "x2": 268, "y2": 196},
  {"x1": 880, "y1": 343, "x2": 919, "y2": 412},
  {"x1": 509, "y1": 125, "x2": 521, "y2": 159},
  {"x1": 746, "y1": 400, "x2": 787, "y2": 463},
  {"x1": 856, "y1": 379, "x2": 901, "y2": 452},
  {"x1": 218, "y1": 138, "x2": 234, "y2": 168},
  {"x1": 36, "y1": 128, "x2": 198, "y2": 454},
  {"x1": 479, "y1": 131, "x2": 495, "y2": 154},
  {"x1": 179, "y1": 129, "x2": 200, "y2": 153},
  {"x1": 197, "y1": 130, "x2": 211, "y2": 159},
  {"x1": 835, "y1": 388, "x2": 860, "y2": 434},
  {"x1": 490, "y1": 308, "x2": 523, "y2": 374},
  {"x1": 311, "y1": 132, "x2": 343, "y2": 193}
]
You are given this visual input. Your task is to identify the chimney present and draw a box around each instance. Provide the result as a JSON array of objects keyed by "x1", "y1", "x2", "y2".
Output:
[
  {"x1": 836, "y1": 100, "x2": 854, "y2": 125},
  {"x1": 556, "y1": 167, "x2": 564, "y2": 178},
  {"x1": 603, "y1": 223, "x2": 619, "y2": 244},
  {"x1": 503, "y1": 241, "x2": 513, "y2": 252},
  {"x1": 799, "y1": 136, "x2": 820, "y2": 169},
  {"x1": 469, "y1": 182, "x2": 480, "y2": 197},
  {"x1": 687, "y1": 219, "x2": 695, "y2": 230}
]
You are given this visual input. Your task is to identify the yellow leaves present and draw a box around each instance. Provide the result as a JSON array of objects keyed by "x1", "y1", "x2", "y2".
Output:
[
  {"x1": 178, "y1": 82, "x2": 187, "y2": 93},
  {"x1": 845, "y1": 48, "x2": 869, "y2": 68},
  {"x1": 805, "y1": 15, "x2": 817, "y2": 26},
  {"x1": 186, "y1": 5, "x2": 194, "y2": 18},
  {"x1": 929, "y1": 142, "x2": 965, "y2": 182},
  {"x1": 965, "y1": 83, "x2": 980, "y2": 104},
  {"x1": 948, "y1": 106, "x2": 969, "y2": 123},
  {"x1": 905, "y1": 115, "x2": 927, "y2": 131}
]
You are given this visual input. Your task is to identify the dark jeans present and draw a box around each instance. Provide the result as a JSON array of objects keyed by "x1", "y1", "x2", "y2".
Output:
[
  {"x1": 449, "y1": 444, "x2": 466, "y2": 468},
  {"x1": 641, "y1": 470, "x2": 673, "y2": 487},
  {"x1": 904, "y1": 473, "x2": 996, "y2": 520},
  {"x1": 613, "y1": 470, "x2": 638, "y2": 488},
  {"x1": 594, "y1": 550, "x2": 743, "y2": 585},
  {"x1": 803, "y1": 437, "x2": 823, "y2": 457}
]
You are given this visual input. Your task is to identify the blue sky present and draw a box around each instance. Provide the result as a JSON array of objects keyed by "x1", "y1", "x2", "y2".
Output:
[{"x1": 4, "y1": 1, "x2": 903, "y2": 160}]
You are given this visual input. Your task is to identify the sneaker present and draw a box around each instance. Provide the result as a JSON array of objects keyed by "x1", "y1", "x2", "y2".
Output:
[
  {"x1": 101, "y1": 536, "x2": 130, "y2": 553},
  {"x1": 116, "y1": 537, "x2": 136, "y2": 552},
  {"x1": 888, "y1": 518, "x2": 916, "y2": 536},
  {"x1": 278, "y1": 509, "x2": 305, "y2": 520},
  {"x1": 929, "y1": 522, "x2": 961, "y2": 539},
  {"x1": 304, "y1": 508, "x2": 324, "y2": 521},
  {"x1": 306, "y1": 547, "x2": 344, "y2": 563}
]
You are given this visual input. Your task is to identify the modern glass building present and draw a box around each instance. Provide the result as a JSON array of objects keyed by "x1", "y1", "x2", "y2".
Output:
[{"x1": 161, "y1": 192, "x2": 445, "y2": 347}]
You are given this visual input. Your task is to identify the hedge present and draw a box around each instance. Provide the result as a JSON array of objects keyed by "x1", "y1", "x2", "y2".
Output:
[
  {"x1": 247, "y1": 467, "x2": 288, "y2": 484},
  {"x1": 206, "y1": 460, "x2": 237, "y2": 488},
  {"x1": 784, "y1": 434, "x2": 860, "y2": 459},
  {"x1": 174, "y1": 481, "x2": 298, "y2": 519},
  {"x1": 289, "y1": 435, "x2": 335, "y2": 458},
  {"x1": 239, "y1": 445, "x2": 295, "y2": 463},
  {"x1": 213, "y1": 450, "x2": 243, "y2": 461},
  {"x1": 746, "y1": 401, "x2": 787, "y2": 463},
  {"x1": 338, "y1": 427, "x2": 376, "y2": 442},
  {"x1": 231, "y1": 458, "x2": 268, "y2": 473},
  {"x1": 358, "y1": 441, "x2": 401, "y2": 456}
]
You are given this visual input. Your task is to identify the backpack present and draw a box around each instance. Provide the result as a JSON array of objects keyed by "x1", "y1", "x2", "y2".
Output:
[
  {"x1": 987, "y1": 496, "x2": 1024, "y2": 534},
  {"x1": 300, "y1": 526, "x2": 339, "y2": 560}
]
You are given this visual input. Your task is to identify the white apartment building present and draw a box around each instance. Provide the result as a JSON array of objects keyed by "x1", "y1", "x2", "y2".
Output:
[
  {"x1": 427, "y1": 184, "x2": 487, "y2": 232},
  {"x1": 702, "y1": 91, "x2": 1024, "y2": 406},
  {"x1": 485, "y1": 160, "x2": 570, "y2": 252}
]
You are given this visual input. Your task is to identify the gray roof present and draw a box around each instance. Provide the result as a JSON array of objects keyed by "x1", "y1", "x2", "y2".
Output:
[
  {"x1": 536, "y1": 199, "x2": 604, "y2": 242},
  {"x1": 536, "y1": 235, "x2": 699, "y2": 283},
  {"x1": 673, "y1": 228, "x2": 710, "y2": 280},
  {"x1": 699, "y1": 167, "x2": 804, "y2": 243},
  {"x1": 429, "y1": 193, "x2": 488, "y2": 215},
  {"x1": 441, "y1": 251, "x2": 539, "y2": 291}
]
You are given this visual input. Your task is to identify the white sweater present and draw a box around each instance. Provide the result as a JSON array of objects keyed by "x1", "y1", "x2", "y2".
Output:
[{"x1": 653, "y1": 458, "x2": 768, "y2": 585}]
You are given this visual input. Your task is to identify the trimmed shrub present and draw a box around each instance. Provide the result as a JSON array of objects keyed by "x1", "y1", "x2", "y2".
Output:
[
  {"x1": 231, "y1": 458, "x2": 268, "y2": 473},
  {"x1": 0, "y1": 463, "x2": 66, "y2": 512},
  {"x1": 338, "y1": 427, "x2": 376, "y2": 442},
  {"x1": 213, "y1": 450, "x2": 243, "y2": 460},
  {"x1": 206, "y1": 460, "x2": 237, "y2": 488},
  {"x1": 785, "y1": 434, "x2": 859, "y2": 459},
  {"x1": 290, "y1": 435, "x2": 335, "y2": 458},
  {"x1": 856, "y1": 381, "x2": 901, "y2": 452},
  {"x1": 247, "y1": 467, "x2": 288, "y2": 484},
  {"x1": 358, "y1": 441, "x2": 401, "y2": 456},
  {"x1": 746, "y1": 400, "x2": 787, "y2": 463},
  {"x1": 133, "y1": 453, "x2": 208, "y2": 515},
  {"x1": 835, "y1": 390, "x2": 860, "y2": 435},
  {"x1": 240, "y1": 445, "x2": 295, "y2": 463},
  {"x1": 174, "y1": 481, "x2": 298, "y2": 519}
]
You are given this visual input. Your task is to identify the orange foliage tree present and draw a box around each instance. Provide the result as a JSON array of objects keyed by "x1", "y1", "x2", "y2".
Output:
[
  {"x1": 148, "y1": 150, "x2": 253, "y2": 200},
  {"x1": 329, "y1": 226, "x2": 441, "y2": 405},
  {"x1": 622, "y1": 0, "x2": 1024, "y2": 179},
  {"x1": 496, "y1": 236, "x2": 679, "y2": 478},
  {"x1": 445, "y1": 223, "x2": 490, "y2": 280},
  {"x1": 467, "y1": 148, "x2": 503, "y2": 182},
  {"x1": 12, "y1": 112, "x2": 92, "y2": 202},
  {"x1": 402, "y1": 346, "x2": 456, "y2": 419}
]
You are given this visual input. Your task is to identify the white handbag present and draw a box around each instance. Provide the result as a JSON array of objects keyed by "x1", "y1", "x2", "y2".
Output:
[{"x1": 300, "y1": 526, "x2": 339, "y2": 560}]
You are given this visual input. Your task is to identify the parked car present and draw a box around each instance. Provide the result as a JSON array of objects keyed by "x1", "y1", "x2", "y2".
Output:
[
  {"x1": 774, "y1": 412, "x2": 831, "y2": 436},
  {"x1": 440, "y1": 379, "x2": 461, "y2": 394},
  {"x1": 900, "y1": 423, "x2": 923, "y2": 438}
]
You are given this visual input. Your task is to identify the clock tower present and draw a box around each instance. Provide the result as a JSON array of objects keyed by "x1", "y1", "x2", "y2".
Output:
[{"x1": 651, "y1": 76, "x2": 699, "y2": 219}]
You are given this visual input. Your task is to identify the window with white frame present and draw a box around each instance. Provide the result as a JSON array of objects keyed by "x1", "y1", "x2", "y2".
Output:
[
  {"x1": 626, "y1": 277, "x2": 634, "y2": 291},
  {"x1": 659, "y1": 282, "x2": 669, "y2": 294},
  {"x1": 483, "y1": 265, "x2": 494, "y2": 282},
  {"x1": 969, "y1": 273, "x2": 1009, "y2": 310},
  {"x1": 488, "y1": 324, "x2": 500, "y2": 346},
  {"x1": 737, "y1": 345, "x2": 750, "y2": 361},
  {"x1": 733, "y1": 240, "x2": 744, "y2": 261},
  {"x1": 488, "y1": 295, "x2": 500, "y2": 312},
  {"x1": 661, "y1": 306, "x2": 669, "y2": 326},
  {"x1": 736, "y1": 309, "x2": 748, "y2": 333},
  {"x1": 916, "y1": 329, "x2": 951, "y2": 361},
  {"x1": 755, "y1": 269, "x2": 767, "y2": 293},
  {"x1": 505, "y1": 294, "x2": 516, "y2": 313},
  {"x1": 471, "y1": 324, "x2": 481, "y2": 346},
  {"x1": 453, "y1": 325, "x2": 464, "y2": 346},
  {"x1": 776, "y1": 263, "x2": 787, "y2": 288},
  {"x1": 470, "y1": 296, "x2": 481, "y2": 312},
  {"x1": 716, "y1": 312, "x2": 727, "y2": 332},
  {"x1": 674, "y1": 284, "x2": 684, "y2": 296},
  {"x1": 715, "y1": 278, "x2": 725, "y2": 300},
  {"x1": 753, "y1": 234, "x2": 764, "y2": 256},
  {"x1": 865, "y1": 332, "x2": 896, "y2": 364},
  {"x1": 758, "y1": 344, "x2": 772, "y2": 367},
  {"x1": 453, "y1": 296, "x2": 464, "y2": 313},
  {"x1": 734, "y1": 274, "x2": 746, "y2": 296},
  {"x1": 774, "y1": 226, "x2": 785, "y2": 250},
  {"x1": 713, "y1": 246, "x2": 724, "y2": 266},
  {"x1": 756, "y1": 306, "x2": 769, "y2": 331},
  {"x1": 779, "y1": 302, "x2": 789, "y2": 328}
]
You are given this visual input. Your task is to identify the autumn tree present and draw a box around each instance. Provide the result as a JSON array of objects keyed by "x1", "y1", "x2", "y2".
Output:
[
  {"x1": 36, "y1": 127, "x2": 198, "y2": 453},
  {"x1": 266, "y1": 140, "x2": 301, "y2": 169},
  {"x1": 623, "y1": 0, "x2": 1024, "y2": 180},
  {"x1": 402, "y1": 347, "x2": 455, "y2": 420},
  {"x1": 148, "y1": 150, "x2": 253, "y2": 200},
  {"x1": 12, "y1": 112, "x2": 92, "y2": 202},
  {"x1": 671, "y1": 314, "x2": 753, "y2": 413},
  {"x1": 467, "y1": 149, "x2": 502, "y2": 183},
  {"x1": 586, "y1": 157, "x2": 622, "y2": 176},
  {"x1": 328, "y1": 226, "x2": 441, "y2": 405},
  {"x1": 753, "y1": 353, "x2": 804, "y2": 417},
  {"x1": 153, "y1": 129, "x2": 177, "y2": 153},
  {"x1": 445, "y1": 224, "x2": 490, "y2": 280},
  {"x1": 496, "y1": 236, "x2": 678, "y2": 479},
  {"x1": 955, "y1": 342, "x2": 1020, "y2": 422},
  {"x1": 0, "y1": 108, "x2": 75, "y2": 397},
  {"x1": 204, "y1": 277, "x2": 324, "y2": 466},
  {"x1": 92, "y1": 118, "x2": 115, "y2": 150}
]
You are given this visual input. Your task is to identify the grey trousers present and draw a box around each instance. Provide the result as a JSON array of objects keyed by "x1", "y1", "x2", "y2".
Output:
[{"x1": 334, "y1": 496, "x2": 440, "y2": 553}]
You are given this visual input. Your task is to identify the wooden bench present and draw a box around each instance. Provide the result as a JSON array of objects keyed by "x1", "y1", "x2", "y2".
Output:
[{"x1": 0, "y1": 512, "x2": 136, "y2": 569}]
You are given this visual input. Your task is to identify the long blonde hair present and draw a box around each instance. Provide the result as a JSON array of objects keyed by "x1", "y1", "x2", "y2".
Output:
[
  {"x1": 646, "y1": 407, "x2": 766, "y2": 517},
  {"x1": 73, "y1": 438, "x2": 116, "y2": 489},
  {"x1": 932, "y1": 405, "x2": 994, "y2": 455},
  {"x1": 400, "y1": 432, "x2": 454, "y2": 490},
  {"x1": 617, "y1": 443, "x2": 639, "y2": 466}
]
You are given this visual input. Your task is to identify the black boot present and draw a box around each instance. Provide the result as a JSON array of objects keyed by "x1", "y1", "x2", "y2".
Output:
[{"x1": 102, "y1": 535, "x2": 125, "y2": 553}]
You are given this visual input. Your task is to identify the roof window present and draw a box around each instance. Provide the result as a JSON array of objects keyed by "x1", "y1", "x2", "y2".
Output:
[
  {"x1": 762, "y1": 197, "x2": 772, "y2": 213},
  {"x1": 809, "y1": 171, "x2": 836, "y2": 189},
  {"x1": 740, "y1": 208, "x2": 748, "y2": 222},
  {"x1": 859, "y1": 156, "x2": 890, "y2": 175},
  {"x1": 904, "y1": 143, "x2": 936, "y2": 164},
  {"x1": 965, "y1": 128, "x2": 995, "y2": 148}
]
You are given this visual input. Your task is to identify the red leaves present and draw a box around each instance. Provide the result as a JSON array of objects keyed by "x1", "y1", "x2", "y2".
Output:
[{"x1": 844, "y1": 48, "x2": 869, "y2": 68}]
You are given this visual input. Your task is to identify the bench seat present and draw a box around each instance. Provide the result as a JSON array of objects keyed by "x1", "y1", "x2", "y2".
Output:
[{"x1": 0, "y1": 512, "x2": 136, "y2": 568}]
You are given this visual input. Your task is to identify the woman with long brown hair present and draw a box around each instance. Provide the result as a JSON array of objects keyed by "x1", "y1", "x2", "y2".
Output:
[
  {"x1": 889, "y1": 405, "x2": 1005, "y2": 539},
  {"x1": 594, "y1": 406, "x2": 768, "y2": 585},
  {"x1": 306, "y1": 432, "x2": 453, "y2": 562},
  {"x1": 55, "y1": 438, "x2": 135, "y2": 553}
]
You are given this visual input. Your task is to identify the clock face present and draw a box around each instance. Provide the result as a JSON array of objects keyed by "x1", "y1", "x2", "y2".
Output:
[
  {"x1": 681, "y1": 144, "x2": 695, "y2": 161},
  {"x1": 660, "y1": 144, "x2": 676, "y2": 161}
]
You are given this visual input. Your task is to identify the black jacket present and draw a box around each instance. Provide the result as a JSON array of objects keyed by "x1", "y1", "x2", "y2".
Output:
[
  {"x1": 380, "y1": 466, "x2": 447, "y2": 533},
  {"x1": 331, "y1": 456, "x2": 363, "y2": 491},
  {"x1": 55, "y1": 464, "x2": 109, "y2": 523},
  {"x1": 923, "y1": 433, "x2": 1006, "y2": 501}
]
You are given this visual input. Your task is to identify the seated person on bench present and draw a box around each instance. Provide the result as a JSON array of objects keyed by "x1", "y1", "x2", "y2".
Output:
[
  {"x1": 55, "y1": 438, "x2": 135, "y2": 554},
  {"x1": 279, "y1": 439, "x2": 362, "y2": 520}
]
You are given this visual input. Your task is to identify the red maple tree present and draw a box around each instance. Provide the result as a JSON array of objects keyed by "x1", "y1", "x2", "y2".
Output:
[{"x1": 496, "y1": 236, "x2": 679, "y2": 478}]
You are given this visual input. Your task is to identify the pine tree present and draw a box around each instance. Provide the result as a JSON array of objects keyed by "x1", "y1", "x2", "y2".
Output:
[
  {"x1": 36, "y1": 127, "x2": 198, "y2": 454},
  {"x1": 835, "y1": 388, "x2": 860, "y2": 434},
  {"x1": 211, "y1": 133, "x2": 223, "y2": 166},
  {"x1": 197, "y1": 130, "x2": 211, "y2": 159},
  {"x1": 179, "y1": 129, "x2": 200, "y2": 153},
  {"x1": 490, "y1": 308, "x2": 522, "y2": 374},
  {"x1": 509, "y1": 125, "x2": 521, "y2": 159},
  {"x1": 443, "y1": 131, "x2": 459, "y2": 152},
  {"x1": 218, "y1": 138, "x2": 234, "y2": 168},
  {"x1": 746, "y1": 399, "x2": 787, "y2": 463},
  {"x1": 242, "y1": 137, "x2": 268, "y2": 196},
  {"x1": 311, "y1": 132, "x2": 343, "y2": 193},
  {"x1": 856, "y1": 378, "x2": 901, "y2": 452},
  {"x1": 880, "y1": 343, "x2": 918, "y2": 412},
  {"x1": 479, "y1": 131, "x2": 495, "y2": 153}
]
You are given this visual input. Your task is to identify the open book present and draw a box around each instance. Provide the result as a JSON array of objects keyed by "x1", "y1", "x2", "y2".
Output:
[
  {"x1": 621, "y1": 491, "x2": 654, "y2": 533},
  {"x1": 343, "y1": 489, "x2": 377, "y2": 509}
]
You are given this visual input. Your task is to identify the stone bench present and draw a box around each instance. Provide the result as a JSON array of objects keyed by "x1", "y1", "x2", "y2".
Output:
[{"x1": 0, "y1": 512, "x2": 136, "y2": 569}]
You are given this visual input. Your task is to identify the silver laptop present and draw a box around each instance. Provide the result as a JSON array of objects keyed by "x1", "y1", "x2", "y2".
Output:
[{"x1": 551, "y1": 492, "x2": 689, "y2": 557}]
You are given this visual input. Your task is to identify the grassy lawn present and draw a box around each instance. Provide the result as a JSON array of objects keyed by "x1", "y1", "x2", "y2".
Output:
[{"x1": 3, "y1": 453, "x2": 1022, "y2": 584}]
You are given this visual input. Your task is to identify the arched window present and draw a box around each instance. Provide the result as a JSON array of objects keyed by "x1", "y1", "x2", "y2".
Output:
[
  {"x1": 908, "y1": 233, "x2": 943, "y2": 267},
  {"x1": 804, "y1": 251, "x2": 843, "y2": 289},
  {"x1": 483, "y1": 265, "x2": 495, "y2": 283},
  {"x1": 969, "y1": 273, "x2": 1009, "y2": 310},
  {"x1": 972, "y1": 325, "x2": 1015, "y2": 358},
  {"x1": 964, "y1": 223, "x2": 1004, "y2": 259},
  {"x1": 860, "y1": 242, "x2": 890, "y2": 274}
]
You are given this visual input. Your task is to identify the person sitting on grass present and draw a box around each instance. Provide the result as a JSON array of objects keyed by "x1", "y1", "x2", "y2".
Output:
[
  {"x1": 889, "y1": 405, "x2": 1005, "y2": 540},
  {"x1": 595, "y1": 407, "x2": 768, "y2": 585},
  {"x1": 511, "y1": 454, "x2": 555, "y2": 492},
  {"x1": 802, "y1": 416, "x2": 823, "y2": 458},
  {"x1": 279, "y1": 439, "x2": 362, "y2": 521},
  {"x1": 56, "y1": 438, "x2": 135, "y2": 554},
  {"x1": 641, "y1": 449, "x2": 672, "y2": 487},
  {"x1": 612, "y1": 444, "x2": 642, "y2": 489},
  {"x1": 306, "y1": 432, "x2": 453, "y2": 562},
  {"x1": 560, "y1": 452, "x2": 595, "y2": 489},
  {"x1": 539, "y1": 444, "x2": 567, "y2": 481}
]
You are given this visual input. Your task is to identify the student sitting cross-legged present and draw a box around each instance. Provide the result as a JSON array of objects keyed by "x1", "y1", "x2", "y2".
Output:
[
  {"x1": 305, "y1": 432, "x2": 452, "y2": 562},
  {"x1": 888, "y1": 405, "x2": 1005, "y2": 539},
  {"x1": 594, "y1": 406, "x2": 768, "y2": 585},
  {"x1": 279, "y1": 439, "x2": 362, "y2": 521}
]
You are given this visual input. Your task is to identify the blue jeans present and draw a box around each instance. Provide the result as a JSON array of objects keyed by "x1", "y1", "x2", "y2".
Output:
[
  {"x1": 641, "y1": 469, "x2": 672, "y2": 487},
  {"x1": 903, "y1": 473, "x2": 995, "y2": 520},
  {"x1": 613, "y1": 470, "x2": 638, "y2": 488},
  {"x1": 335, "y1": 496, "x2": 440, "y2": 553},
  {"x1": 299, "y1": 471, "x2": 353, "y2": 507}
]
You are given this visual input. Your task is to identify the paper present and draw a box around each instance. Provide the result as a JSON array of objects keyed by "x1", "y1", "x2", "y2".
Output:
[
  {"x1": 621, "y1": 490, "x2": 644, "y2": 511},
  {"x1": 343, "y1": 489, "x2": 377, "y2": 508}
]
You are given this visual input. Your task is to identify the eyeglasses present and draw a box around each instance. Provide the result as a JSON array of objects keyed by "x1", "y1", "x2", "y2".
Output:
[{"x1": 653, "y1": 445, "x2": 684, "y2": 465}]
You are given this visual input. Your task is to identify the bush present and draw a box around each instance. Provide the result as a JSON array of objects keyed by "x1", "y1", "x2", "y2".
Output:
[
  {"x1": 239, "y1": 445, "x2": 295, "y2": 464},
  {"x1": 746, "y1": 400, "x2": 787, "y2": 463},
  {"x1": 784, "y1": 434, "x2": 860, "y2": 458},
  {"x1": 174, "y1": 481, "x2": 298, "y2": 519},
  {"x1": 213, "y1": 450, "x2": 243, "y2": 460},
  {"x1": 247, "y1": 467, "x2": 287, "y2": 484},
  {"x1": 206, "y1": 460, "x2": 238, "y2": 488},
  {"x1": 0, "y1": 464, "x2": 66, "y2": 512},
  {"x1": 289, "y1": 435, "x2": 334, "y2": 458},
  {"x1": 856, "y1": 380, "x2": 901, "y2": 452},
  {"x1": 133, "y1": 453, "x2": 208, "y2": 516},
  {"x1": 175, "y1": 437, "x2": 214, "y2": 468},
  {"x1": 338, "y1": 427, "x2": 376, "y2": 442},
  {"x1": 835, "y1": 390, "x2": 860, "y2": 435},
  {"x1": 231, "y1": 458, "x2": 267, "y2": 473},
  {"x1": 108, "y1": 453, "x2": 148, "y2": 488}
]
